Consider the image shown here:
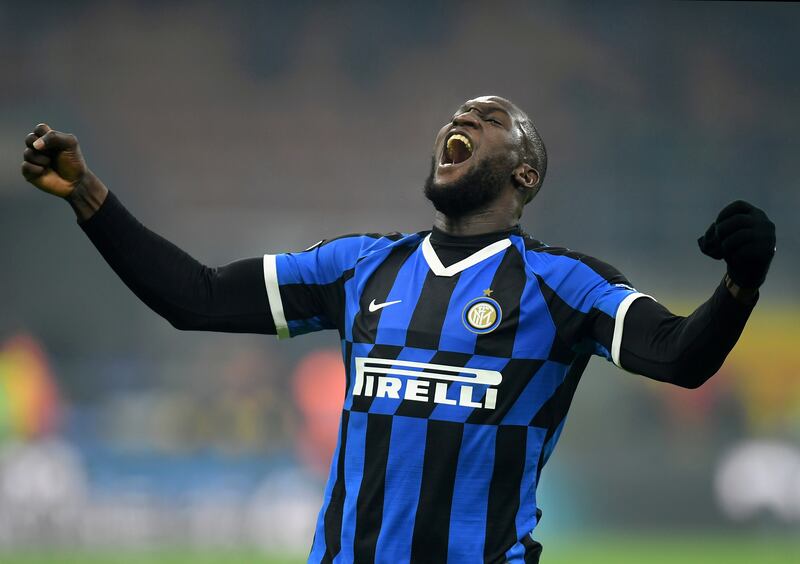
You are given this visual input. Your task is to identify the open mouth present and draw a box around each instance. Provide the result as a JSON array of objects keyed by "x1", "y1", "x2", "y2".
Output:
[{"x1": 441, "y1": 132, "x2": 474, "y2": 166}]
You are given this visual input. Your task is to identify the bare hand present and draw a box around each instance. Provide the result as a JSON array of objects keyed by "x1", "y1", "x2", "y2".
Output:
[{"x1": 22, "y1": 123, "x2": 89, "y2": 198}]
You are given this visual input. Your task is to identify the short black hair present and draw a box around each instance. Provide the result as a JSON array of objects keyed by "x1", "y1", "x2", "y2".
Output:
[
  {"x1": 517, "y1": 115, "x2": 547, "y2": 190},
  {"x1": 456, "y1": 96, "x2": 547, "y2": 199},
  {"x1": 484, "y1": 96, "x2": 547, "y2": 194}
]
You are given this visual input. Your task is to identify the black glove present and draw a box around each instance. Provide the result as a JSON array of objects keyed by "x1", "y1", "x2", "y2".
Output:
[{"x1": 698, "y1": 200, "x2": 776, "y2": 289}]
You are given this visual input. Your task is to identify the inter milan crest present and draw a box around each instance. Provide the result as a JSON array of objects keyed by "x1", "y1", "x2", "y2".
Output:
[{"x1": 462, "y1": 290, "x2": 502, "y2": 334}]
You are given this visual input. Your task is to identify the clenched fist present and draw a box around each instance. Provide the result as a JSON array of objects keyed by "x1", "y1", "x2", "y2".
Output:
[
  {"x1": 22, "y1": 123, "x2": 108, "y2": 221},
  {"x1": 698, "y1": 200, "x2": 776, "y2": 289},
  {"x1": 22, "y1": 123, "x2": 89, "y2": 198}
]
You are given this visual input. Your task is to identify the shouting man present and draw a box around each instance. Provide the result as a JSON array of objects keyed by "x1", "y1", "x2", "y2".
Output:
[{"x1": 21, "y1": 96, "x2": 775, "y2": 563}]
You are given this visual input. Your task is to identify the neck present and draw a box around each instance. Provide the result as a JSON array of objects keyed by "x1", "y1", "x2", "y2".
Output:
[{"x1": 432, "y1": 190, "x2": 522, "y2": 236}]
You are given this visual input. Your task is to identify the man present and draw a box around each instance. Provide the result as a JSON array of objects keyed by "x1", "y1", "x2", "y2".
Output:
[{"x1": 21, "y1": 96, "x2": 775, "y2": 563}]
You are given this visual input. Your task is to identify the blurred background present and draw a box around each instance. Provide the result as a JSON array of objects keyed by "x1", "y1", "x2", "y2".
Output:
[{"x1": 1, "y1": 1, "x2": 798, "y2": 562}]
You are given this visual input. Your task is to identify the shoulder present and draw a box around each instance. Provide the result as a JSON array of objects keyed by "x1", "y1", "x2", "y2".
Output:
[
  {"x1": 513, "y1": 233, "x2": 632, "y2": 286},
  {"x1": 293, "y1": 231, "x2": 423, "y2": 267},
  {"x1": 311, "y1": 231, "x2": 421, "y2": 254},
  {"x1": 274, "y1": 232, "x2": 422, "y2": 284}
]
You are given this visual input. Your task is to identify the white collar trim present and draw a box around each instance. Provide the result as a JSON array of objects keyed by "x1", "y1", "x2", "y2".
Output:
[{"x1": 421, "y1": 234, "x2": 512, "y2": 277}]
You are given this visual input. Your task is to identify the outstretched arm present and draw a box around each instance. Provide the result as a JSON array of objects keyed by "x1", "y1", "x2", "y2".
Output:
[
  {"x1": 592, "y1": 201, "x2": 776, "y2": 388},
  {"x1": 21, "y1": 123, "x2": 275, "y2": 334}
]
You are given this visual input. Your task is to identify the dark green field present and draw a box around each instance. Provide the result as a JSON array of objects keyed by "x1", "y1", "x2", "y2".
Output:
[{"x1": 3, "y1": 535, "x2": 798, "y2": 563}]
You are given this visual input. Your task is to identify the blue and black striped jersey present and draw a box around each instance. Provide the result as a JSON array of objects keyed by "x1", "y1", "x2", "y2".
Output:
[
  {"x1": 263, "y1": 227, "x2": 649, "y2": 563},
  {"x1": 77, "y1": 191, "x2": 755, "y2": 563}
]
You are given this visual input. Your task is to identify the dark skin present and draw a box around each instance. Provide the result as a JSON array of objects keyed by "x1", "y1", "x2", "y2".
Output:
[
  {"x1": 22, "y1": 98, "x2": 763, "y2": 302},
  {"x1": 430, "y1": 95, "x2": 539, "y2": 236}
]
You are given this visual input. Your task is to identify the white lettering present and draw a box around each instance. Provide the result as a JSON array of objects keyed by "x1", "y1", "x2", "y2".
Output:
[
  {"x1": 433, "y1": 382, "x2": 457, "y2": 405},
  {"x1": 376, "y1": 376, "x2": 401, "y2": 399},
  {"x1": 459, "y1": 385, "x2": 482, "y2": 408},
  {"x1": 404, "y1": 379, "x2": 429, "y2": 402},
  {"x1": 483, "y1": 388, "x2": 497, "y2": 410},
  {"x1": 352, "y1": 357, "x2": 502, "y2": 410}
]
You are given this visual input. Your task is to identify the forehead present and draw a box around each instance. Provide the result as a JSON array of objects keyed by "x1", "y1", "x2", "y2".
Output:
[{"x1": 457, "y1": 96, "x2": 518, "y2": 117}]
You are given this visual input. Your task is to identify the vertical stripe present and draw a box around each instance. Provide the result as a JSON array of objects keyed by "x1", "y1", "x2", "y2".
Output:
[
  {"x1": 365, "y1": 347, "x2": 437, "y2": 416},
  {"x1": 483, "y1": 425, "x2": 528, "y2": 563},
  {"x1": 374, "y1": 416, "x2": 427, "y2": 562},
  {"x1": 282, "y1": 234, "x2": 376, "y2": 284},
  {"x1": 505, "y1": 539, "x2": 525, "y2": 563},
  {"x1": 410, "y1": 420, "x2": 464, "y2": 563},
  {"x1": 343, "y1": 243, "x2": 406, "y2": 343},
  {"x1": 531, "y1": 355, "x2": 590, "y2": 484},
  {"x1": 431, "y1": 355, "x2": 511, "y2": 423},
  {"x1": 353, "y1": 414, "x2": 393, "y2": 563},
  {"x1": 320, "y1": 410, "x2": 350, "y2": 563},
  {"x1": 523, "y1": 250, "x2": 613, "y2": 313},
  {"x1": 309, "y1": 411, "x2": 347, "y2": 563},
  {"x1": 515, "y1": 427, "x2": 547, "y2": 539},
  {"x1": 344, "y1": 269, "x2": 361, "y2": 343},
  {"x1": 375, "y1": 252, "x2": 430, "y2": 346},
  {"x1": 336, "y1": 411, "x2": 369, "y2": 563},
  {"x1": 405, "y1": 270, "x2": 462, "y2": 349},
  {"x1": 510, "y1": 266, "x2": 556, "y2": 360},
  {"x1": 349, "y1": 343, "x2": 404, "y2": 413},
  {"x1": 446, "y1": 423, "x2": 496, "y2": 563},
  {"x1": 341, "y1": 339, "x2": 352, "y2": 405},
  {"x1": 506, "y1": 533, "x2": 544, "y2": 564},
  {"x1": 521, "y1": 534, "x2": 544, "y2": 564},
  {"x1": 438, "y1": 251, "x2": 506, "y2": 353},
  {"x1": 541, "y1": 418, "x2": 564, "y2": 467},
  {"x1": 352, "y1": 245, "x2": 418, "y2": 344},
  {"x1": 465, "y1": 359, "x2": 544, "y2": 426},
  {"x1": 499, "y1": 362, "x2": 567, "y2": 426},
  {"x1": 393, "y1": 350, "x2": 472, "y2": 419},
  {"x1": 474, "y1": 248, "x2": 527, "y2": 358}
]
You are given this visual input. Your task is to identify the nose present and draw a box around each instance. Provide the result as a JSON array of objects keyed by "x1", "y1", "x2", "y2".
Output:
[{"x1": 452, "y1": 109, "x2": 480, "y2": 128}]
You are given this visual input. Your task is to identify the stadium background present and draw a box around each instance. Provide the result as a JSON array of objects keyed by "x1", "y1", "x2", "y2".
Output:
[{"x1": 1, "y1": 1, "x2": 798, "y2": 562}]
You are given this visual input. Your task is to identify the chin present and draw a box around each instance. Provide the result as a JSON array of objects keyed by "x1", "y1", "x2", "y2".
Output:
[
  {"x1": 432, "y1": 164, "x2": 474, "y2": 188},
  {"x1": 423, "y1": 152, "x2": 513, "y2": 218}
]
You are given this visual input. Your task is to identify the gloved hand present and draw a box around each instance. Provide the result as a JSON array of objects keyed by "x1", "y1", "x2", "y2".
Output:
[{"x1": 698, "y1": 200, "x2": 776, "y2": 289}]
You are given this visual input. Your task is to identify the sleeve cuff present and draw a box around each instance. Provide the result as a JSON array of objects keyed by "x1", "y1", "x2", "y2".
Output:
[
  {"x1": 262, "y1": 254, "x2": 290, "y2": 339},
  {"x1": 77, "y1": 190, "x2": 122, "y2": 233},
  {"x1": 611, "y1": 292, "x2": 654, "y2": 368}
]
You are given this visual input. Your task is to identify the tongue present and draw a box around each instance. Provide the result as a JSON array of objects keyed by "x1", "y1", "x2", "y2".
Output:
[{"x1": 449, "y1": 139, "x2": 471, "y2": 164}]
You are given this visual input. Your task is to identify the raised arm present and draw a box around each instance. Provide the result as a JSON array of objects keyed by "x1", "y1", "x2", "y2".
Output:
[
  {"x1": 21, "y1": 123, "x2": 275, "y2": 334},
  {"x1": 593, "y1": 201, "x2": 776, "y2": 388}
]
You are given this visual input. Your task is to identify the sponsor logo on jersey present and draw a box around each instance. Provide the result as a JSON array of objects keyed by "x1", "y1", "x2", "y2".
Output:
[
  {"x1": 462, "y1": 296, "x2": 502, "y2": 334},
  {"x1": 353, "y1": 357, "x2": 501, "y2": 410},
  {"x1": 368, "y1": 298, "x2": 402, "y2": 312}
]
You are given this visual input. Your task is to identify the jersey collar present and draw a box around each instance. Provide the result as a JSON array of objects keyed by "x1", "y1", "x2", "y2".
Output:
[{"x1": 421, "y1": 234, "x2": 512, "y2": 277}]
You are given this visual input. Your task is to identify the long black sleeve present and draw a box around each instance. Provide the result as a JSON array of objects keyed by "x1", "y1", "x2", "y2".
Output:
[
  {"x1": 593, "y1": 281, "x2": 756, "y2": 388},
  {"x1": 79, "y1": 191, "x2": 276, "y2": 334}
]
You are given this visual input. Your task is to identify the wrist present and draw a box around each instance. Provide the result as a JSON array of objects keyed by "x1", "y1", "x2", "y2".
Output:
[
  {"x1": 66, "y1": 170, "x2": 109, "y2": 222},
  {"x1": 724, "y1": 273, "x2": 758, "y2": 305}
]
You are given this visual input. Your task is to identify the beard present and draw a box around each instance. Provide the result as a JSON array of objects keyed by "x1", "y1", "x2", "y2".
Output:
[{"x1": 423, "y1": 153, "x2": 514, "y2": 218}]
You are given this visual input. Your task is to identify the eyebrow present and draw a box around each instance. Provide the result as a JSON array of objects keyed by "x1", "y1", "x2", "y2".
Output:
[{"x1": 456, "y1": 103, "x2": 513, "y2": 120}]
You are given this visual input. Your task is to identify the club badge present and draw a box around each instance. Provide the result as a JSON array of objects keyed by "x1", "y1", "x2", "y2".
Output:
[{"x1": 462, "y1": 293, "x2": 502, "y2": 334}]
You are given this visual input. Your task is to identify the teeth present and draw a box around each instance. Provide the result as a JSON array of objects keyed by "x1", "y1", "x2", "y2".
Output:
[{"x1": 447, "y1": 133, "x2": 473, "y2": 153}]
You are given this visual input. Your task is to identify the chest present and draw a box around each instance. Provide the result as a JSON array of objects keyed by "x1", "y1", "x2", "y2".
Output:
[{"x1": 347, "y1": 248, "x2": 555, "y2": 359}]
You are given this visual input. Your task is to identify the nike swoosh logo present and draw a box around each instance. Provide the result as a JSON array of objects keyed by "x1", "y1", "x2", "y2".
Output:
[{"x1": 368, "y1": 299, "x2": 402, "y2": 313}]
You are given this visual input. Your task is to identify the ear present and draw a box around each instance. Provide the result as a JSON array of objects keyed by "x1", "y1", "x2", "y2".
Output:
[
  {"x1": 513, "y1": 163, "x2": 539, "y2": 189},
  {"x1": 512, "y1": 163, "x2": 540, "y2": 202}
]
